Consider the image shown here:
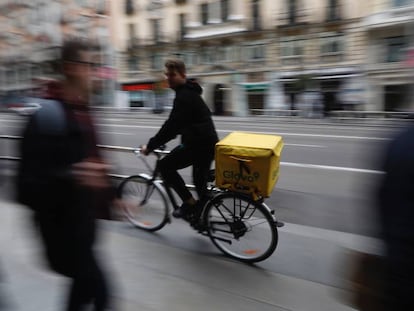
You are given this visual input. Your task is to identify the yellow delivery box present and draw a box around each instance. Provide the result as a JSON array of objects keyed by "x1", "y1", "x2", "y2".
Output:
[{"x1": 215, "y1": 132, "x2": 284, "y2": 197}]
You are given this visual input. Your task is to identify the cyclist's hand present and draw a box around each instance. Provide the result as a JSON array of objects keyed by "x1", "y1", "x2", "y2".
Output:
[
  {"x1": 72, "y1": 158, "x2": 111, "y2": 189},
  {"x1": 140, "y1": 144, "x2": 150, "y2": 156}
]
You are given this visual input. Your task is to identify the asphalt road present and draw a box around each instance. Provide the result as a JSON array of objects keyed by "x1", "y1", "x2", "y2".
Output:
[
  {"x1": 0, "y1": 112, "x2": 403, "y2": 237},
  {"x1": 93, "y1": 113, "x2": 398, "y2": 236}
]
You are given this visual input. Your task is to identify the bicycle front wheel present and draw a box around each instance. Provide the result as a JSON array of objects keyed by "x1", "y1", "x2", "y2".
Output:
[
  {"x1": 117, "y1": 175, "x2": 169, "y2": 231},
  {"x1": 204, "y1": 192, "x2": 278, "y2": 263}
]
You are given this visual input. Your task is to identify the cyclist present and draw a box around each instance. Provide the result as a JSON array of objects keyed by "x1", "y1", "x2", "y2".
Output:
[{"x1": 141, "y1": 59, "x2": 218, "y2": 219}]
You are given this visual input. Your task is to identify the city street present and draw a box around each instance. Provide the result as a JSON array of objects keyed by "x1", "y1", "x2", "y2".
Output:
[{"x1": 0, "y1": 112, "x2": 406, "y2": 310}]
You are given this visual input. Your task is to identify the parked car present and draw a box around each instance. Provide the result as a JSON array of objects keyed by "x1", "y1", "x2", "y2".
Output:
[
  {"x1": 7, "y1": 101, "x2": 41, "y2": 116},
  {"x1": 0, "y1": 95, "x2": 41, "y2": 116}
]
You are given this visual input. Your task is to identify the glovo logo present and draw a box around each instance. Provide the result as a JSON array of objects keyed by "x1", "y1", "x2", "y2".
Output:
[{"x1": 223, "y1": 158, "x2": 260, "y2": 183}]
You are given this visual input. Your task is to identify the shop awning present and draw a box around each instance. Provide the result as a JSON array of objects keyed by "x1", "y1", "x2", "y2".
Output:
[{"x1": 241, "y1": 82, "x2": 271, "y2": 91}]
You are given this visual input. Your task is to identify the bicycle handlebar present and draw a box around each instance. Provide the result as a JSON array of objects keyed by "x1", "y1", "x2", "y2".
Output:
[{"x1": 134, "y1": 147, "x2": 170, "y2": 156}]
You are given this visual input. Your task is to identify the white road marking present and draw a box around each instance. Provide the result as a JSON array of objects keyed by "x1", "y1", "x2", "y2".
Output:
[
  {"x1": 228, "y1": 130, "x2": 391, "y2": 141},
  {"x1": 281, "y1": 162, "x2": 383, "y2": 174},
  {"x1": 99, "y1": 131, "x2": 133, "y2": 135},
  {"x1": 97, "y1": 123, "x2": 158, "y2": 129},
  {"x1": 97, "y1": 123, "x2": 390, "y2": 141},
  {"x1": 284, "y1": 143, "x2": 325, "y2": 148}
]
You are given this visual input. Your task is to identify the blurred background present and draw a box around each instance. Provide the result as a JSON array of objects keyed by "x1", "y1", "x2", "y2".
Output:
[
  {"x1": 0, "y1": 0, "x2": 413, "y2": 117},
  {"x1": 1, "y1": 1, "x2": 414, "y2": 310}
]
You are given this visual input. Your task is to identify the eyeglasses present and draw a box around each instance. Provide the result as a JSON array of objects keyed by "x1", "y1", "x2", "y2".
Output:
[
  {"x1": 67, "y1": 60, "x2": 99, "y2": 67},
  {"x1": 164, "y1": 71, "x2": 177, "y2": 78}
]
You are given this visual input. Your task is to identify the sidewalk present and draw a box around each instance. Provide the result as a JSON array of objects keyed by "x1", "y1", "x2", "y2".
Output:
[{"x1": 0, "y1": 199, "x2": 357, "y2": 311}]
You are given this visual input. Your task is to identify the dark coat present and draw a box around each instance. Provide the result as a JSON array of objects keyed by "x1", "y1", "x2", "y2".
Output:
[
  {"x1": 378, "y1": 124, "x2": 414, "y2": 240},
  {"x1": 377, "y1": 123, "x2": 414, "y2": 309},
  {"x1": 16, "y1": 101, "x2": 113, "y2": 218},
  {"x1": 147, "y1": 80, "x2": 218, "y2": 151}
]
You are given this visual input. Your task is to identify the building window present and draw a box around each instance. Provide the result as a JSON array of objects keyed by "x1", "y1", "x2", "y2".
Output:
[
  {"x1": 201, "y1": 3, "x2": 208, "y2": 25},
  {"x1": 151, "y1": 53, "x2": 163, "y2": 70},
  {"x1": 128, "y1": 55, "x2": 139, "y2": 71},
  {"x1": 385, "y1": 36, "x2": 407, "y2": 62},
  {"x1": 225, "y1": 46, "x2": 237, "y2": 62},
  {"x1": 288, "y1": 0, "x2": 297, "y2": 24},
  {"x1": 252, "y1": 0, "x2": 261, "y2": 30},
  {"x1": 183, "y1": 52, "x2": 194, "y2": 68},
  {"x1": 125, "y1": 0, "x2": 134, "y2": 15},
  {"x1": 75, "y1": 0, "x2": 88, "y2": 7},
  {"x1": 327, "y1": 0, "x2": 340, "y2": 21},
  {"x1": 6, "y1": 70, "x2": 15, "y2": 86},
  {"x1": 31, "y1": 65, "x2": 41, "y2": 79},
  {"x1": 221, "y1": 0, "x2": 229, "y2": 21},
  {"x1": 152, "y1": 19, "x2": 161, "y2": 43},
  {"x1": 393, "y1": 0, "x2": 413, "y2": 7},
  {"x1": 201, "y1": 47, "x2": 215, "y2": 64},
  {"x1": 179, "y1": 13, "x2": 186, "y2": 40},
  {"x1": 96, "y1": 0, "x2": 107, "y2": 15},
  {"x1": 128, "y1": 23, "x2": 136, "y2": 40},
  {"x1": 245, "y1": 44, "x2": 265, "y2": 61},
  {"x1": 18, "y1": 67, "x2": 29, "y2": 83},
  {"x1": 321, "y1": 33, "x2": 344, "y2": 55},
  {"x1": 281, "y1": 37, "x2": 303, "y2": 57}
]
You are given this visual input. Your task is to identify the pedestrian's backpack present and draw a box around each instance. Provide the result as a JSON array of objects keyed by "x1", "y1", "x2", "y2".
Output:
[
  {"x1": 16, "y1": 99, "x2": 67, "y2": 207},
  {"x1": 33, "y1": 99, "x2": 67, "y2": 135}
]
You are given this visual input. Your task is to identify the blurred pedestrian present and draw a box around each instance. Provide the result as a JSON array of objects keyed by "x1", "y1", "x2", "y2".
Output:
[
  {"x1": 16, "y1": 38, "x2": 122, "y2": 310},
  {"x1": 141, "y1": 59, "x2": 218, "y2": 221},
  {"x1": 377, "y1": 121, "x2": 414, "y2": 309}
]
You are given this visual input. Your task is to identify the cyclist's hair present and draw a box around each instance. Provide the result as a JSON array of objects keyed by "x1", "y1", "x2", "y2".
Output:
[
  {"x1": 61, "y1": 38, "x2": 90, "y2": 64},
  {"x1": 165, "y1": 59, "x2": 186, "y2": 76}
]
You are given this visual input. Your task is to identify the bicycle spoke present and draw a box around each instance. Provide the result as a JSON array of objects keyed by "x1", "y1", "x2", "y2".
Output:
[
  {"x1": 205, "y1": 193, "x2": 278, "y2": 263},
  {"x1": 118, "y1": 176, "x2": 168, "y2": 231}
]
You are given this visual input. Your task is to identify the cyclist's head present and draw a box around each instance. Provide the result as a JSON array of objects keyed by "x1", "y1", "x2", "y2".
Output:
[{"x1": 164, "y1": 59, "x2": 186, "y2": 89}]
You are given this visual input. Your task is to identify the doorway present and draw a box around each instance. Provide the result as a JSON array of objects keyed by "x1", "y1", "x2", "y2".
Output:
[{"x1": 213, "y1": 83, "x2": 225, "y2": 115}]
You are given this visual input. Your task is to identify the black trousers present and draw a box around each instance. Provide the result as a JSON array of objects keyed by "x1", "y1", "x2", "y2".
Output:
[
  {"x1": 158, "y1": 144, "x2": 214, "y2": 203},
  {"x1": 35, "y1": 198, "x2": 109, "y2": 311},
  {"x1": 384, "y1": 237, "x2": 414, "y2": 310}
]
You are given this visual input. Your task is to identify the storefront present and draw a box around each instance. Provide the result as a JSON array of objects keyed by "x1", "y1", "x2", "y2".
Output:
[
  {"x1": 279, "y1": 67, "x2": 363, "y2": 115},
  {"x1": 121, "y1": 81, "x2": 173, "y2": 110}
]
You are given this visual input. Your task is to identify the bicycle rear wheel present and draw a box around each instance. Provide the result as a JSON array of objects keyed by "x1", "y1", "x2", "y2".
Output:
[
  {"x1": 204, "y1": 192, "x2": 278, "y2": 263},
  {"x1": 117, "y1": 175, "x2": 169, "y2": 231}
]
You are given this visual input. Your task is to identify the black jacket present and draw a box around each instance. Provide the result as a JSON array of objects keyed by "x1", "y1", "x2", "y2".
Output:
[
  {"x1": 378, "y1": 123, "x2": 414, "y2": 240},
  {"x1": 147, "y1": 80, "x2": 218, "y2": 151}
]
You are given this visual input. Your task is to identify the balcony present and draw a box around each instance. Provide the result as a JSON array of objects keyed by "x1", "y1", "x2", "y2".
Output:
[
  {"x1": 127, "y1": 38, "x2": 141, "y2": 50},
  {"x1": 326, "y1": 6, "x2": 342, "y2": 23},
  {"x1": 281, "y1": 55, "x2": 303, "y2": 66},
  {"x1": 277, "y1": 8, "x2": 310, "y2": 28},
  {"x1": 141, "y1": 34, "x2": 171, "y2": 46},
  {"x1": 363, "y1": 5, "x2": 414, "y2": 30},
  {"x1": 184, "y1": 18, "x2": 246, "y2": 40}
]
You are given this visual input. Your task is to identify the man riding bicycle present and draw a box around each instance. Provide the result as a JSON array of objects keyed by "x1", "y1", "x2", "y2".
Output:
[{"x1": 141, "y1": 59, "x2": 219, "y2": 219}]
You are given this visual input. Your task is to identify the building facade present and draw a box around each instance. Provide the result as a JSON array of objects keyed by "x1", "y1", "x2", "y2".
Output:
[
  {"x1": 363, "y1": 0, "x2": 414, "y2": 112},
  {"x1": 0, "y1": 0, "x2": 114, "y2": 106},
  {"x1": 110, "y1": 0, "x2": 378, "y2": 115},
  {"x1": 1, "y1": 1, "x2": 413, "y2": 114}
]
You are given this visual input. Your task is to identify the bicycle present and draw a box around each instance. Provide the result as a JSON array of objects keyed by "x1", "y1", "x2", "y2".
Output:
[{"x1": 117, "y1": 147, "x2": 283, "y2": 263}]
